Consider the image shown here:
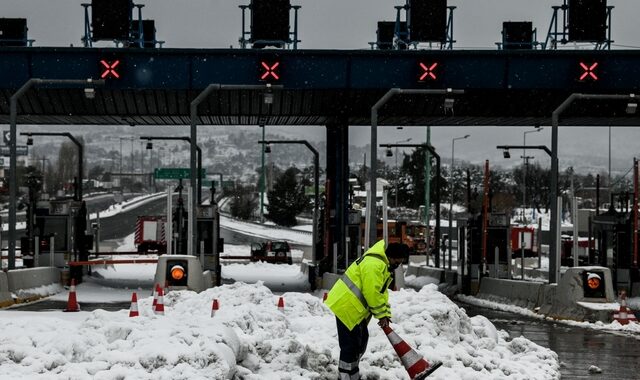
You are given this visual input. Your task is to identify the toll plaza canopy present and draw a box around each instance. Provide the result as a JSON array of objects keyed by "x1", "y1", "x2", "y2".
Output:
[{"x1": 1, "y1": 47, "x2": 640, "y2": 126}]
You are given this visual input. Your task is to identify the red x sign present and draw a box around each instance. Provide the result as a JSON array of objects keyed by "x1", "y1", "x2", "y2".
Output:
[
  {"x1": 579, "y1": 61, "x2": 599, "y2": 81},
  {"x1": 100, "y1": 60, "x2": 121, "y2": 79},
  {"x1": 260, "y1": 61, "x2": 280, "y2": 80},
  {"x1": 419, "y1": 62, "x2": 439, "y2": 81}
]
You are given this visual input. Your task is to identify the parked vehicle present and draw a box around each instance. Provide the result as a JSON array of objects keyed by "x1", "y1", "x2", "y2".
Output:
[
  {"x1": 250, "y1": 240, "x2": 292, "y2": 264},
  {"x1": 135, "y1": 216, "x2": 167, "y2": 254}
]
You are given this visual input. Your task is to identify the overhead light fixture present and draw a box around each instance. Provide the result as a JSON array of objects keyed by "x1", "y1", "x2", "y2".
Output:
[
  {"x1": 444, "y1": 98, "x2": 455, "y2": 114},
  {"x1": 146, "y1": 141, "x2": 153, "y2": 150},
  {"x1": 263, "y1": 84, "x2": 274, "y2": 105},
  {"x1": 264, "y1": 144, "x2": 271, "y2": 154},
  {"x1": 503, "y1": 149, "x2": 511, "y2": 159},
  {"x1": 386, "y1": 148, "x2": 393, "y2": 157},
  {"x1": 84, "y1": 87, "x2": 95, "y2": 99},
  {"x1": 626, "y1": 102, "x2": 637, "y2": 115},
  {"x1": 26, "y1": 136, "x2": 33, "y2": 146}
]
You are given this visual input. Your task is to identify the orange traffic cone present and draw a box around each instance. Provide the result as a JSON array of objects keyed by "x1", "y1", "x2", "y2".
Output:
[
  {"x1": 63, "y1": 278, "x2": 80, "y2": 312},
  {"x1": 277, "y1": 296, "x2": 285, "y2": 312},
  {"x1": 613, "y1": 291, "x2": 638, "y2": 325},
  {"x1": 382, "y1": 326, "x2": 442, "y2": 379},
  {"x1": 152, "y1": 283, "x2": 159, "y2": 311},
  {"x1": 211, "y1": 299, "x2": 219, "y2": 317},
  {"x1": 323, "y1": 292, "x2": 328, "y2": 302},
  {"x1": 155, "y1": 287, "x2": 165, "y2": 316},
  {"x1": 129, "y1": 292, "x2": 139, "y2": 317}
]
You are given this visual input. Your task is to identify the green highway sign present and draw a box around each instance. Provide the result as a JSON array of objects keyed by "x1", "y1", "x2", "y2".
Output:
[{"x1": 154, "y1": 168, "x2": 206, "y2": 180}]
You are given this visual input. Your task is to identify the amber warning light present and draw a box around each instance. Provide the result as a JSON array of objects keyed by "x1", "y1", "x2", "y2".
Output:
[
  {"x1": 587, "y1": 273, "x2": 601, "y2": 290},
  {"x1": 171, "y1": 265, "x2": 185, "y2": 281}
]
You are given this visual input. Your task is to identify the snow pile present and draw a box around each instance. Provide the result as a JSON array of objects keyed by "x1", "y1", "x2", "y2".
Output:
[{"x1": 0, "y1": 283, "x2": 560, "y2": 379}]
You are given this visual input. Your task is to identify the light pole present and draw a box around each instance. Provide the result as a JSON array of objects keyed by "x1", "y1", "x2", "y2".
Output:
[
  {"x1": 22, "y1": 132, "x2": 84, "y2": 201},
  {"x1": 523, "y1": 126, "x2": 543, "y2": 223},
  {"x1": 259, "y1": 139, "x2": 319, "y2": 268},
  {"x1": 381, "y1": 143, "x2": 442, "y2": 267},
  {"x1": 8, "y1": 78, "x2": 104, "y2": 270},
  {"x1": 140, "y1": 136, "x2": 203, "y2": 204},
  {"x1": 190, "y1": 84, "x2": 281, "y2": 257},
  {"x1": 392, "y1": 137, "x2": 412, "y2": 208},
  {"x1": 369, "y1": 88, "x2": 464, "y2": 248},
  {"x1": 449, "y1": 134, "x2": 470, "y2": 270},
  {"x1": 260, "y1": 124, "x2": 266, "y2": 222},
  {"x1": 550, "y1": 93, "x2": 638, "y2": 283}
]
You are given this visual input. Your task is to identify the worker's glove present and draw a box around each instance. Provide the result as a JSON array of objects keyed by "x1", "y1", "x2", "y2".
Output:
[{"x1": 378, "y1": 317, "x2": 391, "y2": 329}]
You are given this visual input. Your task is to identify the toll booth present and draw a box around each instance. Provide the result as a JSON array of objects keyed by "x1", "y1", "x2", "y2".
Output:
[
  {"x1": 196, "y1": 204, "x2": 223, "y2": 286},
  {"x1": 484, "y1": 213, "x2": 510, "y2": 278},
  {"x1": 464, "y1": 212, "x2": 509, "y2": 294},
  {"x1": 592, "y1": 205, "x2": 640, "y2": 294},
  {"x1": 30, "y1": 199, "x2": 93, "y2": 282}
]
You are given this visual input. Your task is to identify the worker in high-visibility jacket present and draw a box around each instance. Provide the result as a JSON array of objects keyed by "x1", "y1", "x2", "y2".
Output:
[{"x1": 325, "y1": 241, "x2": 409, "y2": 380}]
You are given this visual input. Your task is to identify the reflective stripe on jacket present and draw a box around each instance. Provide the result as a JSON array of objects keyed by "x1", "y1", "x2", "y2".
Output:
[{"x1": 325, "y1": 240, "x2": 392, "y2": 331}]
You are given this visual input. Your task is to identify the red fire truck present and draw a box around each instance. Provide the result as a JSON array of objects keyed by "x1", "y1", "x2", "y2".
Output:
[
  {"x1": 135, "y1": 216, "x2": 167, "y2": 254},
  {"x1": 510, "y1": 226, "x2": 537, "y2": 257}
]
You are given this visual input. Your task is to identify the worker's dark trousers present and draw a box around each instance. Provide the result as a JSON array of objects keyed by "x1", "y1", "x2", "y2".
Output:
[{"x1": 336, "y1": 317, "x2": 369, "y2": 380}]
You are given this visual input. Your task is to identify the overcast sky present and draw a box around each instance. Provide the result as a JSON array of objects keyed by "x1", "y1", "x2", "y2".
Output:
[{"x1": 5, "y1": 0, "x2": 640, "y2": 174}]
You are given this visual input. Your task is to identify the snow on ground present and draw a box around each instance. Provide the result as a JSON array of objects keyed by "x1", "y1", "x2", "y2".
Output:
[
  {"x1": 221, "y1": 215, "x2": 311, "y2": 246},
  {"x1": 0, "y1": 283, "x2": 560, "y2": 379}
]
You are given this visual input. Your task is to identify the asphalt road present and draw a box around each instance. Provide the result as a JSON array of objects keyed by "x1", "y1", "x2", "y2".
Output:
[
  {"x1": 458, "y1": 301, "x2": 640, "y2": 380},
  {"x1": 98, "y1": 195, "x2": 168, "y2": 241}
]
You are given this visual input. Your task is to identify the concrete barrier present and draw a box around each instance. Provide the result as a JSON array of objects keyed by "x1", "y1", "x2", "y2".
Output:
[
  {"x1": 474, "y1": 266, "x2": 616, "y2": 322},
  {"x1": 477, "y1": 277, "x2": 545, "y2": 309},
  {"x1": 0, "y1": 272, "x2": 12, "y2": 307},
  {"x1": 7, "y1": 267, "x2": 60, "y2": 295},
  {"x1": 546, "y1": 266, "x2": 616, "y2": 321}
]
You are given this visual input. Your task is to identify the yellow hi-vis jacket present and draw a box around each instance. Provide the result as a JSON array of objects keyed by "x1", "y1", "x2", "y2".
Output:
[{"x1": 325, "y1": 240, "x2": 393, "y2": 331}]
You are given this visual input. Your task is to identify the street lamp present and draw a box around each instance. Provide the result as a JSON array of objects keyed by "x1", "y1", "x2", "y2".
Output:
[
  {"x1": 392, "y1": 137, "x2": 412, "y2": 208},
  {"x1": 550, "y1": 93, "x2": 639, "y2": 283},
  {"x1": 449, "y1": 134, "x2": 470, "y2": 270},
  {"x1": 21, "y1": 132, "x2": 84, "y2": 201},
  {"x1": 190, "y1": 84, "x2": 281, "y2": 257},
  {"x1": 258, "y1": 139, "x2": 320, "y2": 268},
  {"x1": 8, "y1": 78, "x2": 103, "y2": 270},
  {"x1": 380, "y1": 143, "x2": 442, "y2": 267},
  {"x1": 369, "y1": 88, "x2": 464, "y2": 248},
  {"x1": 523, "y1": 126, "x2": 544, "y2": 223},
  {"x1": 140, "y1": 136, "x2": 203, "y2": 204}
]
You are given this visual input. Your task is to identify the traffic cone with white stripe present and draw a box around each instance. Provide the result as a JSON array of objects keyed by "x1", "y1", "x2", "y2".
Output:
[
  {"x1": 129, "y1": 292, "x2": 139, "y2": 317},
  {"x1": 277, "y1": 296, "x2": 285, "y2": 312},
  {"x1": 154, "y1": 287, "x2": 165, "y2": 316},
  {"x1": 613, "y1": 291, "x2": 638, "y2": 325},
  {"x1": 152, "y1": 283, "x2": 159, "y2": 311},
  {"x1": 211, "y1": 299, "x2": 219, "y2": 317},
  {"x1": 63, "y1": 278, "x2": 80, "y2": 312},
  {"x1": 382, "y1": 326, "x2": 442, "y2": 379}
]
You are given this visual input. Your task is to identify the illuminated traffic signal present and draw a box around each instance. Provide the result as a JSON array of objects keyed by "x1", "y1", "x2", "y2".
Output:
[
  {"x1": 418, "y1": 62, "x2": 439, "y2": 82},
  {"x1": 578, "y1": 61, "x2": 599, "y2": 82},
  {"x1": 100, "y1": 59, "x2": 121, "y2": 79},
  {"x1": 166, "y1": 259, "x2": 189, "y2": 287},
  {"x1": 582, "y1": 270, "x2": 606, "y2": 298},
  {"x1": 260, "y1": 61, "x2": 281, "y2": 81}
]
